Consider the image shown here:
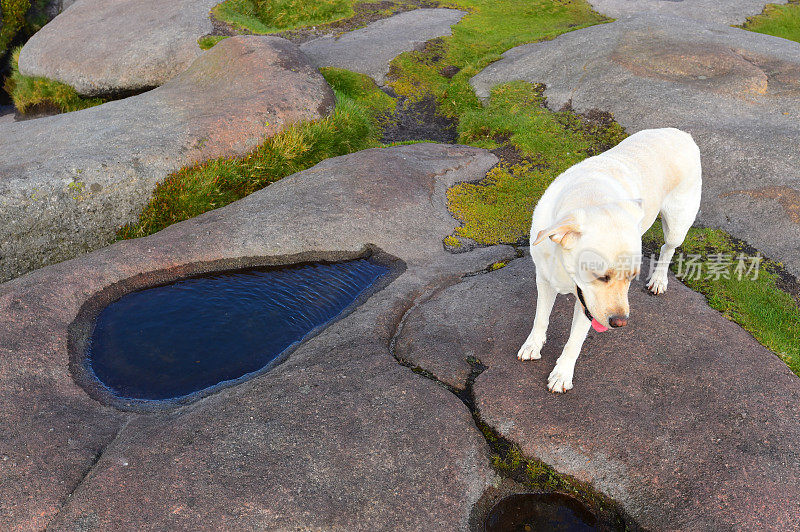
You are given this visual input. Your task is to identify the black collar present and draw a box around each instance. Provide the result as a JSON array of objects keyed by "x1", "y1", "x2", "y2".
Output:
[{"x1": 575, "y1": 286, "x2": 594, "y2": 321}]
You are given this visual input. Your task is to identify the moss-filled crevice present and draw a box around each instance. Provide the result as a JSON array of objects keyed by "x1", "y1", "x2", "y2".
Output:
[
  {"x1": 468, "y1": 387, "x2": 641, "y2": 530},
  {"x1": 380, "y1": 94, "x2": 459, "y2": 144},
  {"x1": 386, "y1": 259, "x2": 640, "y2": 530}
]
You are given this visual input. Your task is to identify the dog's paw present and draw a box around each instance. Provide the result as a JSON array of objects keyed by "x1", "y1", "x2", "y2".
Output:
[
  {"x1": 517, "y1": 338, "x2": 544, "y2": 361},
  {"x1": 547, "y1": 365, "x2": 574, "y2": 393},
  {"x1": 646, "y1": 272, "x2": 668, "y2": 295}
]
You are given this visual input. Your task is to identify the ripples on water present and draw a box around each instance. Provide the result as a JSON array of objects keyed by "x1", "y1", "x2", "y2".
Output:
[{"x1": 87, "y1": 259, "x2": 389, "y2": 400}]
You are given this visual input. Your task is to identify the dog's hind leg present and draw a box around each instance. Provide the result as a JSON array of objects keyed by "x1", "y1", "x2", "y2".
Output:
[
  {"x1": 517, "y1": 273, "x2": 556, "y2": 361},
  {"x1": 547, "y1": 299, "x2": 592, "y2": 393},
  {"x1": 647, "y1": 178, "x2": 702, "y2": 295}
]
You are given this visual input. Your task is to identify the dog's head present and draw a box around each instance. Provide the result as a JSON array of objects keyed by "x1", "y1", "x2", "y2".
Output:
[{"x1": 533, "y1": 199, "x2": 643, "y2": 329}]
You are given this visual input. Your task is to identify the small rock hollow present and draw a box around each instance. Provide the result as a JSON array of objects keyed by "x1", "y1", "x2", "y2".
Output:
[
  {"x1": 85, "y1": 259, "x2": 389, "y2": 401},
  {"x1": 484, "y1": 493, "x2": 599, "y2": 532}
]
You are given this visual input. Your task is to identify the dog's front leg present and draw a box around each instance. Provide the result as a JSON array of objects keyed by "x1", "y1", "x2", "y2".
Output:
[
  {"x1": 646, "y1": 243, "x2": 676, "y2": 295},
  {"x1": 547, "y1": 299, "x2": 592, "y2": 393},
  {"x1": 518, "y1": 274, "x2": 556, "y2": 360}
]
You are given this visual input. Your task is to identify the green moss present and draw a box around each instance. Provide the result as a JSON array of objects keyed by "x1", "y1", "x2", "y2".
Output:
[
  {"x1": 447, "y1": 82, "x2": 626, "y2": 245},
  {"x1": 212, "y1": 0, "x2": 425, "y2": 36},
  {"x1": 644, "y1": 220, "x2": 800, "y2": 373},
  {"x1": 319, "y1": 66, "x2": 396, "y2": 117},
  {"x1": 117, "y1": 69, "x2": 394, "y2": 239},
  {"x1": 0, "y1": 0, "x2": 30, "y2": 57},
  {"x1": 476, "y1": 418, "x2": 633, "y2": 527},
  {"x1": 448, "y1": 162, "x2": 543, "y2": 245},
  {"x1": 212, "y1": 0, "x2": 356, "y2": 34},
  {"x1": 387, "y1": 0, "x2": 608, "y2": 117},
  {"x1": 739, "y1": 0, "x2": 800, "y2": 43},
  {"x1": 3, "y1": 47, "x2": 106, "y2": 114},
  {"x1": 197, "y1": 35, "x2": 230, "y2": 50},
  {"x1": 443, "y1": 234, "x2": 462, "y2": 248}
]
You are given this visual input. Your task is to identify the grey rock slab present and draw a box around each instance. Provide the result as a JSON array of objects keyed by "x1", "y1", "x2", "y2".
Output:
[
  {"x1": 0, "y1": 144, "x2": 516, "y2": 530},
  {"x1": 49, "y1": 332, "x2": 496, "y2": 531},
  {"x1": 589, "y1": 0, "x2": 788, "y2": 25},
  {"x1": 0, "y1": 35, "x2": 334, "y2": 283},
  {"x1": 301, "y1": 8, "x2": 465, "y2": 84},
  {"x1": 395, "y1": 257, "x2": 800, "y2": 529},
  {"x1": 18, "y1": 0, "x2": 221, "y2": 96},
  {"x1": 471, "y1": 14, "x2": 800, "y2": 276}
]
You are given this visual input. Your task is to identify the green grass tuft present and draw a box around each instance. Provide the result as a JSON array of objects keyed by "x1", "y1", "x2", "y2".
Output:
[
  {"x1": 4, "y1": 46, "x2": 106, "y2": 114},
  {"x1": 117, "y1": 68, "x2": 394, "y2": 239},
  {"x1": 212, "y1": 0, "x2": 356, "y2": 34},
  {"x1": 319, "y1": 66, "x2": 396, "y2": 117},
  {"x1": 740, "y1": 0, "x2": 800, "y2": 43},
  {"x1": 644, "y1": 221, "x2": 800, "y2": 373},
  {"x1": 0, "y1": 0, "x2": 30, "y2": 57}
]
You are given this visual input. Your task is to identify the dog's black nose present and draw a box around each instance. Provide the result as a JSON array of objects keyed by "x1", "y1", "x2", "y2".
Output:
[{"x1": 609, "y1": 316, "x2": 628, "y2": 328}]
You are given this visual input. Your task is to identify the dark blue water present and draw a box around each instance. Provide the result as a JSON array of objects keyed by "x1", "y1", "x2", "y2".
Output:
[
  {"x1": 484, "y1": 493, "x2": 598, "y2": 532},
  {"x1": 87, "y1": 259, "x2": 389, "y2": 401}
]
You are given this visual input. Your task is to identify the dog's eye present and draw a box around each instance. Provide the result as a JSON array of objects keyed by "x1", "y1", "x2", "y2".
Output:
[{"x1": 597, "y1": 275, "x2": 611, "y2": 283}]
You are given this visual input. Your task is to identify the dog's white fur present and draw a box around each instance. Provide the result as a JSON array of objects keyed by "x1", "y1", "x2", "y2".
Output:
[{"x1": 517, "y1": 128, "x2": 702, "y2": 393}]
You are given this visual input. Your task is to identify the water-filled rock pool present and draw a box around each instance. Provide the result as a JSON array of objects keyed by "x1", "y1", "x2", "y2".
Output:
[{"x1": 83, "y1": 258, "x2": 390, "y2": 402}]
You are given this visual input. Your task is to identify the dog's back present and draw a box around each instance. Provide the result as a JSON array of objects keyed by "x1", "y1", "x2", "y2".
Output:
[{"x1": 533, "y1": 128, "x2": 701, "y2": 237}]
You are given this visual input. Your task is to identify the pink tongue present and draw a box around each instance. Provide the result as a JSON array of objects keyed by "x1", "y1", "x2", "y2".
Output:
[{"x1": 591, "y1": 318, "x2": 609, "y2": 332}]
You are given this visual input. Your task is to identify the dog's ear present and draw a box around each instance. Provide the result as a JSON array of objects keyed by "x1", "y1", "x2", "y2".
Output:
[{"x1": 533, "y1": 211, "x2": 584, "y2": 248}]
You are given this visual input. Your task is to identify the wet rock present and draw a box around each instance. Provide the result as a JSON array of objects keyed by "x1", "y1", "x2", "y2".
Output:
[
  {"x1": 395, "y1": 257, "x2": 800, "y2": 529},
  {"x1": 300, "y1": 8, "x2": 465, "y2": 84},
  {"x1": 0, "y1": 144, "x2": 514, "y2": 530},
  {"x1": 0, "y1": 35, "x2": 334, "y2": 282},
  {"x1": 471, "y1": 14, "x2": 800, "y2": 275},
  {"x1": 18, "y1": 0, "x2": 221, "y2": 96},
  {"x1": 588, "y1": 0, "x2": 789, "y2": 25}
]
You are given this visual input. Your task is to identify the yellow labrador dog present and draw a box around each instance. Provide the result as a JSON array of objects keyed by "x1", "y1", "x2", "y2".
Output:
[{"x1": 517, "y1": 128, "x2": 702, "y2": 393}]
